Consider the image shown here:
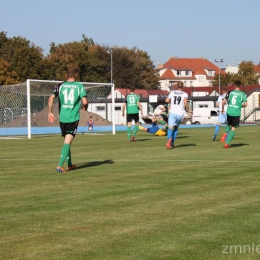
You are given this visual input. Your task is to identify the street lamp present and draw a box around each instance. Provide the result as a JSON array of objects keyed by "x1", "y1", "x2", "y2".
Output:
[
  {"x1": 215, "y1": 59, "x2": 224, "y2": 95},
  {"x1": 106, "y1": 48, "x2": 113, "y2": 84}
]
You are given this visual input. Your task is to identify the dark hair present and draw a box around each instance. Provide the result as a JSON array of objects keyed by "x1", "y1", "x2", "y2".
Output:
[
  {"x1": 234, "y1": 80, "x2": 241, "y2": 87},
  {"x1": 66, "y1": 67, "x2": 78, "y2": 78},
  {"x1": 130, "y1": 86, "x2": 136, "y2": 92}
]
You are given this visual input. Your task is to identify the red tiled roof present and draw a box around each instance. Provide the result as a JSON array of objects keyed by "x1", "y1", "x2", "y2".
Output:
[
  {"x1": 184, "y1": 85, "x2": 260, "y2": 97},
  {"x1": 193, "y1": 68, "x2": 207, "y2": 75},
  {"x1": 160, "y1": 68, "x2": 176, "y2": 79},
  {"x1": 115, "y1": 85, "x2": 260, "y2": 99},
  {"x1": 254, "y1": 64, "x2": 260, "y2": 73},
  {"x1": 115, "y1": 88, "x2": 169, "y2": 98},
  {"x1": 159, "y1": 57, "x2": 225, "y2": 80}
]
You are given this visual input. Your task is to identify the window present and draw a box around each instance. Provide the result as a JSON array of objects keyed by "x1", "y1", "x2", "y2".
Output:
[
  {"x1": 96, "y1": 106, "x2": 105, "y2": 111},
  {"x1": 199, "y1": 76, "x2": 205, "y2": 82},
  {"x1": 184, "y1": 81, "x2": 187, "y2": 86},
  {"x1": 199, "y1": 105, "x2": 208, "y2": 108},
  {"x1": 177, "y1": 70, "x2": 181, "y2": 75},
  {"x1": 115, "y1": 107, "x2": 121, "y2": 111},
  {"x1": 208, "y1": 71, "x2": 213, "y2": 76},
  {"x1": 190, "y1": 81, "x2": 193, "y2": 87},
  {"x1": 185, "y1": 71, "x2": 190, "y2": 76},
  {"x1": 210, "y1": 110, "x2": 218, "y2": 117}
]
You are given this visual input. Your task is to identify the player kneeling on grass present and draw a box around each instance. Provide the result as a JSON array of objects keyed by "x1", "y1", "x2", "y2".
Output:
[
  {"x1": 139, "y1": 116, "x2": 168, "y2": 136},
  {"x1": 48, "y1": 67, "x2": 88, "y2": 173}
]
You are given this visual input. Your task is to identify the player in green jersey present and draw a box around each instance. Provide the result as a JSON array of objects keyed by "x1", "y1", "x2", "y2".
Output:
[
  {"x1": 48, "y1": 67, "x2": 88, "y2": 172},
  {"x1": 220, "y1": 80, "x2": 248, "y2": 148},
  {"x1": 122, "y1": 86, "x2": 143, "y2": 142}
]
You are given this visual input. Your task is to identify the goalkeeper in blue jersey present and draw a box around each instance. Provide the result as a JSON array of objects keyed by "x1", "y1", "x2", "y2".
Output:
[{"x1": 139, "y1": 116, "x2": 168, "y2": 136}]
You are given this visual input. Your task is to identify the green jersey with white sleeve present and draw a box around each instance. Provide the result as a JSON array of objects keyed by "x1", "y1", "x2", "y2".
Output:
[{"x1": 52, "y1": 81, "x2": 87, "y2": 123}]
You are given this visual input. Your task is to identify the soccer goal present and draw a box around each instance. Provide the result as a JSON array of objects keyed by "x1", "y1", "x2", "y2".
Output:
[{"x1": 0, "y1": 79, "x2": 115, "y2": 139}]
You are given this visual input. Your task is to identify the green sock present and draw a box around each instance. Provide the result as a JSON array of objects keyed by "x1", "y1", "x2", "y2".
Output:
[
  {"x1": 66, "y1": 149, "x2": 72, "y2": 167},
  {"x1": 133, "y1": 125, "x2": 138, "y2": 137},
  {"x1": 226, "y1": 130, "x2": 235, "y2": 144},
  {"x1": 58, "y1": 143, "x2": 70, "y2": 167},
  {"x1": 127, "y1": 127, "x2": 131, "y2": 140},
  {"x1": 225, "y1": 126, "x2": 231, "y2": 133}
]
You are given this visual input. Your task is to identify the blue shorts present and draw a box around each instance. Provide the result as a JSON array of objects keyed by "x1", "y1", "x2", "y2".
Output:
[
  {"x1": 168, "y1": 113, "x2": 183, "y2": 127},
  {"x1": 217, "y1": 113, "x2": 227, "y2": 124},
  {"x1": 147, "y1": 124, "x2": 160, "y2": 134}
]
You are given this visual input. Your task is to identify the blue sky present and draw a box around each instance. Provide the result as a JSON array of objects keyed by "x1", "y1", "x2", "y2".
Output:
[{"x1": 1, "y1": 0, "x2": 260, "y2": 68}]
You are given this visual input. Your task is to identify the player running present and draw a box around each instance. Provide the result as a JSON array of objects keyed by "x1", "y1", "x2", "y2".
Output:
[
  {"x1": 165, "y1": 81, "x2": 192, "y2": 149},
  {"x1": 220, "y1": 80, "x2": 247, "y2": 148}
]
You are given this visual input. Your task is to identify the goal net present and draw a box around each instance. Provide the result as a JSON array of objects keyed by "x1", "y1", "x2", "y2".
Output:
[{"x1": 0, "y1": 79, "x2": 115, "y2": 139}]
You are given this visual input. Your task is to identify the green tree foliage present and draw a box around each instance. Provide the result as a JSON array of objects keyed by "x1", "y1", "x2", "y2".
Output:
[
  {"x1": 212, "y1": 60, "x2": 259, "y2": 87},
  {"x1": 211, "y1": 72, "x2": 233, "y2": 87},
  {"x1": 0, "y1": 32, "x2": 159, "y2": 88},
  {"x1": 0, "y1": 32, "x2": 48, "y2": 82},
  {"x1": 112, "y1": 46, "x2": 159, "y2": 89},
  {"x1": 0, "y1": 59, "x2": 20, "y2": 85},
  {"x1": 237, "y1": 61, "x2": 259, "y2": 85}
]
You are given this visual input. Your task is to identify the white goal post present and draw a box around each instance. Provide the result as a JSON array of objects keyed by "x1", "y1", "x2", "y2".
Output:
[{"x1": 0, "y1": 79, "x2": 115, "y2": 139}]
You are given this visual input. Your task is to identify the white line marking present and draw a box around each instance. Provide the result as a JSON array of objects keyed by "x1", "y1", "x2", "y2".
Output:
[{"x1": 0, "y1": 159, "x2": 259, "y2": 163}]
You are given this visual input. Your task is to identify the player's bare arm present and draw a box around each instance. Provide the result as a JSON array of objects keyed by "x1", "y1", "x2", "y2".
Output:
[
  {"x1": 165, "y1": 97, "x2": 170, "y2": 103},
  {"x1": 242, "y1": 102, "x2": 248, "y2": 108},
  {"x1": 184, "y1": 98, "x2": 192, "y2": 113},
  {"x1": 138, "y1": 102, "x2": 143, "y2": 116},
  {"x1": 48, "y1": 94, "x2": 55, "y2": 123},
  {"x1": 221, "y1": 99, "x2": 226, "y2": 113},
  {"x1": 122, "y1": 103, "x2": 126, "y2": 117},
  {"x1": 82, "y1": 97, "x2": 88, "y2": 111}
]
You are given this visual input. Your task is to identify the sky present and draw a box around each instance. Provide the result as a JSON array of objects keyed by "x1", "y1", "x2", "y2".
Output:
[{"x1": 1, "y1": 0, "x2": 260, "y2": 68}]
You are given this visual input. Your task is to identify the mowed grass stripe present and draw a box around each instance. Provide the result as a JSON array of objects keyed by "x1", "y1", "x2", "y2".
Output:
[{"x1": 0, "y1": 125, "x2": 259, "y2": 259}]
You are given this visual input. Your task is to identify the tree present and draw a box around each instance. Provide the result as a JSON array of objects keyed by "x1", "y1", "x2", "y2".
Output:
[
  {"x1": 211, "y1": 72, "x2": 233, "y2": 87},
  {"x1": 0, "y1": 32, "x2": 160, "y2": 89},
  {"x1": 0, "y1": 31, "x2": 46, "y2": 82},
  {"x1": 0, "y1": 59, "x2": 20, "y2": 85},
  {"x1": 212, "y1": 60, "x2": 259, "y2": 87},
  {"x1": 112, "y1": 46, "x2": 159, "y2": 89},
  {"x1": 237, "y1": 61, "x2": 259, "y2": 85}
]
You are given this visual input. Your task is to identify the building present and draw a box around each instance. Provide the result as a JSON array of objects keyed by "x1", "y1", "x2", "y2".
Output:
[
  {"x1": 254, "y1": 63, "x2": 260, "y2": 84},
  {"x1": 156, "y1": 57, "x2": 225, "y2": 91},
  {"x1": 224, "y1": 62, "x2": 260, "y2": 84}
]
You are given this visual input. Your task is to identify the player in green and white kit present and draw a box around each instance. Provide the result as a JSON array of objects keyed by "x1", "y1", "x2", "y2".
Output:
[
  {"x1": 122, "y1": 86, "x2": 143, "y2": 142},
  {"x1": 48, "y1": 67, "x2": 88, "y2": 172},
  {"x1": 220, "y1": 80, "x2": 247, "y2": 148}
]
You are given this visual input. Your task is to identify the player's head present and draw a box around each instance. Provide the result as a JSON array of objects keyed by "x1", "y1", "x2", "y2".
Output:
[
  {"x1": 130, "y1": 86, "x2": 136, "y2": 92},
  {"x1": 234, "y1": 80, "x2": 241, "y2": 88},
  {"x1": 66, "y1": 67, "x2": 78, "y2": 79},
  {"x1": 222, "y1": 87, "x2": 228, "y2": 93},
  {"x1": 176, "y1": 81, "x2": 184, "y2": 89}
]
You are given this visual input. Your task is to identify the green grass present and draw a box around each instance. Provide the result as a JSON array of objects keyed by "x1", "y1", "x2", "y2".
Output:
[{"x1": 1, "y1": 125, "x2": 260, "y2": 260}]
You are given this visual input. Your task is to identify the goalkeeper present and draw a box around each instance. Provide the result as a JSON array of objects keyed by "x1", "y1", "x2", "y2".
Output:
[{"x1": 139, "y1": 116, "x2": 168, "y2": 136}]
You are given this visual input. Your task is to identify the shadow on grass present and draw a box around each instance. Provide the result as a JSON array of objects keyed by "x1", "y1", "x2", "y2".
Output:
[
  {"x1": 230, "y1": 143, "x2": 249, "y2": 148},
  {"x1": 177, "y1": 135, "x2": 190, "y2": 139},
  {"x1": 134, "y1": 138, "x2": 151, "y2": 142},
  {"x1": 76, "y1": 159, "x2": 114, "y2": 169},
  {"x1": 175, "y1": 143, "x2": 197, "y2": 148}
]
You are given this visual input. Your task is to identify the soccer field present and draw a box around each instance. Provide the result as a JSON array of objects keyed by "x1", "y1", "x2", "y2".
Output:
[{"x1": 1, "y1": 125, "x2": 260, "y2": 260}]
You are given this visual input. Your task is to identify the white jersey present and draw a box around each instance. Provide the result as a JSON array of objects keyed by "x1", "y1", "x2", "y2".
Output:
[
  {"x1": 217, "y1": 94, "x2": 227, "y2": 113},
  {"x1": 168, "y1": 90, "x2": 188, "y2": 116}
]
